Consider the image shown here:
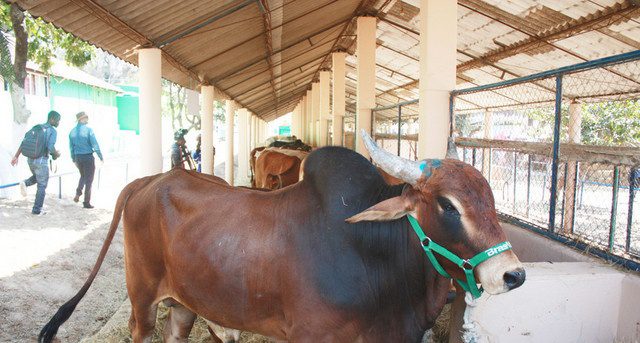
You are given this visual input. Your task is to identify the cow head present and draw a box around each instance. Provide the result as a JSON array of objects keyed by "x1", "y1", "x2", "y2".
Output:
[{"x1": 346, "y1": 130, "x2": 525, "y2": 296}]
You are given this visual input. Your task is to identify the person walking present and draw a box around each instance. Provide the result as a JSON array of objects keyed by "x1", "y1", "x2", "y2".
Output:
[
  {"x1": 11, "y1": 110, "x2": 62, "y2": 215},
  {"x1": 69, "y1": 111, "x2": 103, "y2": 209}
]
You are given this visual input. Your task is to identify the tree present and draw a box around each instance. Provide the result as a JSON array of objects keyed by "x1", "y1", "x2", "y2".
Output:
[{"x1": 0, "y1": 3, "x2": 94, "y2": 128}]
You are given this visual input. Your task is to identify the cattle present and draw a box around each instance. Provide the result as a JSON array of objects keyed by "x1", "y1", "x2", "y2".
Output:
[
  {"x1": 254, "y1": 148, "x2": 308, "y2": 190},
  {"x1": 39, "y1": 130, "x2": 525, "y2": 343}
]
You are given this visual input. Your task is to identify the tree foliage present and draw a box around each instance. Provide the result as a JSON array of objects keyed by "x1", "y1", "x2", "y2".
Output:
[
  {"x1": 582, "y1": 100, "x2": 640, "y2": 146},
  {"x1": 0, "y1": 3, "x2": 94, "y2": 74}
]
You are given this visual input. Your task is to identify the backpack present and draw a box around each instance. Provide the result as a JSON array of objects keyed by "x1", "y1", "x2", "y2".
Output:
[{"x1": 20, "y1": 124, "x2": 49, "y2": 159}]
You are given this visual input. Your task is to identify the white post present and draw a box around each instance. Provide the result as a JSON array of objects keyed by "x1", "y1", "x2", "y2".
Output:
[
  {"x1": 319, "y1": 70, "x2": 331, "y2": 147},
  {"x1": 306, "y1": 89, "x2": 313, "y2": 144},
  {"x1": 291, "y1": 104, "x2": 300, "y2": 138},
  {"x1": 299, "y1": 97, "x2": 306, "y2": 141},
  {"x1": 332, "y1": 51, "x2": 346, "y2": 146},
  {"x1": 418, "y1": 0, "x2": 457, "y2": 159},
  {"x1": 310, "y1": 83, "x2": 319, "y2": 146},
  {"x1": 563, "y1": 100, "x2": 582, "y2": 234},
  {"x1": 200, "y1": 85, "x2": 215, "y2": 174},
  {"x1": 225, "y1": 99, "x2": 236, "y2": 185},
  {"x1": 237, "y1": 109, "x2": 249, "y2": 184},
  {"x1": 251, "y1": 114, "x2": 257, "y2": 150},
  {"x1": 482, "y1": 109, "x2": 492, "y2": 178},
  {"x1": 356, "y1": 16, "x2": 377, "y2": 159},
  {"x1": 138, "y1": 48, "x2": 162, "y2": 176}
]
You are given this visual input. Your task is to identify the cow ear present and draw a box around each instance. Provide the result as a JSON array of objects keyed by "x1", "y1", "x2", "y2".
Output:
[{"x1": 346, "y1": 195, "x2": 416, "y2": 223}]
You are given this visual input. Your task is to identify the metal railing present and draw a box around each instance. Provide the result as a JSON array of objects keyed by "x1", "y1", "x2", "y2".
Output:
[{"x1": 451, "y1": 50, "x2": 640, "y2": 271}]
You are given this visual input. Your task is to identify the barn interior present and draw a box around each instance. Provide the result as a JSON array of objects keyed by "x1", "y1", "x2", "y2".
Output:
[{"x1": 6, "y1": 0, "x2": 640, "y2": 342}]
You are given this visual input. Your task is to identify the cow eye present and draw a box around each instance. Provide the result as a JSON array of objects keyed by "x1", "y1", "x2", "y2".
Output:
[{"x1": 438, "y1": 197, "x2": 459, "y2": 215}]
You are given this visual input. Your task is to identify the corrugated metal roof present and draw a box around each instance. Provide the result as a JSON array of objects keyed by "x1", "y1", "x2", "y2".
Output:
[{"x1": 9, "y1": 0, "x2": 640, "y2": 120}]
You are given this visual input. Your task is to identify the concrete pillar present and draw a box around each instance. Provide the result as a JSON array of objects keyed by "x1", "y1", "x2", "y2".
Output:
[
  {"x1": 300, "y1": 96, "x2": 307, "y2": 141},
  {"x1": 319, "y1": 70, "x2": 331, "y2": 147},
  {"x1": 292, "y1": 104, "x2": 300, "y2": 139},
  {"x1": 252, "y1": 114, "x2": 258, "y2": 150},
  {"x1": 225, "y1": 99, "x2": 236, "y2": 185},
  {"x1": 332, "y1": 52, "x2": 346, "y2": 146},
  {"x1": 482, "y1": 109, "x2": 492, "y2": 178},
  {"x1": 237, "y1": 109, "x2": 249, "y2": 184},
  {"x1": 563, "y1": 101, "x2": 582, "y2": 234},
  {"x1": 355, "y1": 16, "x2": 377, "y2": 159},
  {"x1": 200, "y1": 85, "x2": 215, "y2": 174},
  {"x1": 418, "y1": 0, "x2": 457, "y2": 159},
  {"x1": 138, "y1": 48, "x2": 162, "y2": 176},
  {"x1": 306, "y1": 90, "x2": 313, "y2": 144},
  {"x1": 310, "y1": 82, "x2": 320, "y2": 146}
]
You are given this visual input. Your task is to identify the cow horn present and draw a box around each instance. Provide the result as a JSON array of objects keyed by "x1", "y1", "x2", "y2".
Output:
[
  {"x1": 360, "y1": 129, "x2": 422, "y2": 185},
  {"x1": 446, "y1": 137, "x2": 459, "y2": 160}
]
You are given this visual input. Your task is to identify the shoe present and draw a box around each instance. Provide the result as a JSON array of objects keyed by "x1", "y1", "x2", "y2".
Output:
[
  {"x1": 31, "y1": 210, "x2": 46, "y2": 216},
  {"x1": 73, "y1": 195, "x2": 80, "y2": 203},
  {"x1": 83, "y1": 203, "x2": 94, "y2": 209},
  {"x1": 19, "y1": 181, "x2": 27, "y2": 197}
]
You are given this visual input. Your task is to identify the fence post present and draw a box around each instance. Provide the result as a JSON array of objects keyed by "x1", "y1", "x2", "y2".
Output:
[
  {"x1": 548, "y1": 75, "x2": 563, "y2": 232},
  {"x1": 526, "y1": 155, "x2": 532, "y2": 218},
  {"x1": 397, "y1": 105, "x2": 402, "y2": 156},
  {"x1": 513, "y1": 152, "x2": 517, "y2": 211},
  {"x1": 610, "y1": 166, "x2": 620, "y2": 252},
  {"x1": 627, "y1": 167, "x2": 637, "y2": 253},
  {"x1": 58, "y1": 176, "x2": 62, "y2": 199}
]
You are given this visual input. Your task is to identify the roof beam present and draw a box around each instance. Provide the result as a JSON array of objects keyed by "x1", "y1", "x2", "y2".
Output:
[
  {"x1": 457, "y1": 0, "x2": 640, "y2": 72},
  {"x1": 210, "y1": 18, "x2": 351, "y2": 83},
  {"x1": 156, "y1": 0, "x2": 255, "y2": 47},
  {"x1": 257, "y1": 0, "x2": 278, "y2": 106}
]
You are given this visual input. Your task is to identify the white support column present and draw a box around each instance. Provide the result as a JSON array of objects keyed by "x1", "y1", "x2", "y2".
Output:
[
  {"x1": 292, "y1": 104, "x2": 300, "y2": 139},
  {"x1": 482, "y1": 109, "x2": 492, "y2": 178},
  {"x1": 306, "y1": 90, "x2": 313, "y2": 144},
  {"x1": 237, "y1": 109, "x2": 249, "y2": 184},
  {"x1": 225, "y1": 100, "x2": 236, "y2": 185},
  {"x1": 356, "y1": 16, "x2": 377, "y2": 159},
  {"x1": 200, "y1": 85, "x2": 215, "y2": 175},
  {"x1": 319, "y1": 70, "x2": 331, "y2": 147},
  {"x1": 332, "y1": 51, "x2": 346, "y2": 146},
  {"x1": 138, "y1": 48, "x2": 162, "y2": 176},
  {"x1": 418, "y1": 0, "x2": 457, "y2": 159},
  {"x1": 563, "y1": 100, "x2": 582, "y2": 234},
  {"x1": 298, "y1": 97, "x2": 305, "y2": 141},
  {"x1": 251, "y1": 114, "x2": 257, "y2": 150},
  {"x1": 310, "y1": 83, "x2": 319, "y2": 146}
]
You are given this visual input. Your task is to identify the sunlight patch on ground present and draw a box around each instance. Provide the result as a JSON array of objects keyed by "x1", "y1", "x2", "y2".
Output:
[{"x1": 0, "y1": 227, "x2": 93, "y2": 277}]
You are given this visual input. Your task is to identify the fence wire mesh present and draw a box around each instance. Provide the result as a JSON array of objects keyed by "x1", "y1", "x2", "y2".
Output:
[
  {"x1": 452, "y1": 51, "x2": 640, "y2": 268},
  {"x1": 371, "y1": 100, "x2": 420, "y2": 160}
]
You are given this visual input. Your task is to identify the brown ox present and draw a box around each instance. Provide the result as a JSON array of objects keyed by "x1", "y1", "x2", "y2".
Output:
[
  {"x1": 254, "y1": 148, "x2": 308, "y2": 190},
  {"x1": 39, "y1": 131, "x2": 524, "y2": 343}
]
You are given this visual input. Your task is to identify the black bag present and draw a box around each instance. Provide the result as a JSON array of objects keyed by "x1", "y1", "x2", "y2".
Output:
[{"x1": 20, "y1": 124, "x2": 49, "y2": 159}]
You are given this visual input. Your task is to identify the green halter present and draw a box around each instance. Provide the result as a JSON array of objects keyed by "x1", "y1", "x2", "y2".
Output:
[{"x1": 407, "y1": 215, "x2": 512, "y2": 299}]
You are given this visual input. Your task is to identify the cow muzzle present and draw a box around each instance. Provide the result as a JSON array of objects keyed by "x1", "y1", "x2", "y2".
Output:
[{"x1": 476, "y1": 251, "x2": 525, "y2": 294}]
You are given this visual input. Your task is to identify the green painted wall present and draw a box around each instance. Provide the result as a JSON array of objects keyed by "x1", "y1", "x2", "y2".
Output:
[
  {"x1": 116, "y1": 85, "x2": 139, "y2": 133},
  {"x1": 50, "y1": 77, "x2": 117, "y2": 107}
]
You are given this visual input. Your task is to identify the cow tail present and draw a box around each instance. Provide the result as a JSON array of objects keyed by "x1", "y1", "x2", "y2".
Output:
[{"x1": 38, "y1": 178, "x2": 145, "y2": 343}]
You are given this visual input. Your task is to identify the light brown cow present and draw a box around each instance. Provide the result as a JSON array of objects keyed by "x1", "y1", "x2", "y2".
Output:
[
  {"x1": 39, "y1": 130, "x2": 524, "y2": 343},
  {"x1": 254, "y1": 148, "x2": 308, "y2": 190}
]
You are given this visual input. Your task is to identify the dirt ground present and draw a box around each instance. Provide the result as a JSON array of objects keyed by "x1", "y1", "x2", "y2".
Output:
[{"x1": 0, "y1": 197, "x2": 126, "y2": 342}]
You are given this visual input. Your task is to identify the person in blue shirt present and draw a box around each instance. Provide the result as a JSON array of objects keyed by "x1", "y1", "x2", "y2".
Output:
[
  {"x1": 69, "y1": 111, "x2": 103, "y2": 209},
  {"x1": 11, "y1": 110, "x2": 61, "y2": 215}
]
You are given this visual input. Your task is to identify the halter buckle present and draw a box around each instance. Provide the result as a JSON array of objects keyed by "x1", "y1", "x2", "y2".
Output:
[
  {"x1": 461, "y1": 259, "x2": 474, "y2": 270},
  {"x1": 421, "y1": 237, "x2": 432, "y2": 248}
]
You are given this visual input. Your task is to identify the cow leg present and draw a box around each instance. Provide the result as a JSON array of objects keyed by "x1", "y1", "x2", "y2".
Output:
[
  {"x1": 163, "y1": 303, "x2": 197, "y2": 343},
  {"x1": 204, "y1": 319, "x2": 241, "y2": 343},
  {"x1": 128, "y1": 296, "x2": 158, "y2": 343}
]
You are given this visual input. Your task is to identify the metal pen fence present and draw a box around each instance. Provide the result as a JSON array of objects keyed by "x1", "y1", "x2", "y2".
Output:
[{"x1": 451, "y1": 50, "x2": 640, "y2": 271}]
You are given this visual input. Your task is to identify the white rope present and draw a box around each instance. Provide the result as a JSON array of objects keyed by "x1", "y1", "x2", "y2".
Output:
[{"x1": 461, "y1": 292, "x2": 482, "y2": 343}]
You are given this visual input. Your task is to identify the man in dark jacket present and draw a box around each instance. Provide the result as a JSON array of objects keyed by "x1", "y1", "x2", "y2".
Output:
[
  {"x1": 11, "y1": 110, "x2": 61, "y2": 215},
  {"x1": 69, "y1": 111, "x2": 103, "y2": 209}
]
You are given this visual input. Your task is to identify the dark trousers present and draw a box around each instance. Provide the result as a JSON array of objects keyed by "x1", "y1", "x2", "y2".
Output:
[
  {"x1": 75, "y1": 154, "x2": 95, "y2": 205},
  {"x1": 25, "y1": 158, "x2": 49, "y2": 214}
]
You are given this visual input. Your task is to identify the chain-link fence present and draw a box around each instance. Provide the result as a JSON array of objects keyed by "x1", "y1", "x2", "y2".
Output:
[
  {"x1": 371, "y1": 100, "x2": 420, "y2": 160},
  {"x1": 452, "y1": 50, "x2": 640, "y2": 270}
]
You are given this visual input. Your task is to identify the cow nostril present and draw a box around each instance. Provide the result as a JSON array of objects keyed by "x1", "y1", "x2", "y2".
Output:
[{"x1": 503, "y1": 268, "x2": 526, "y2": 290}]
